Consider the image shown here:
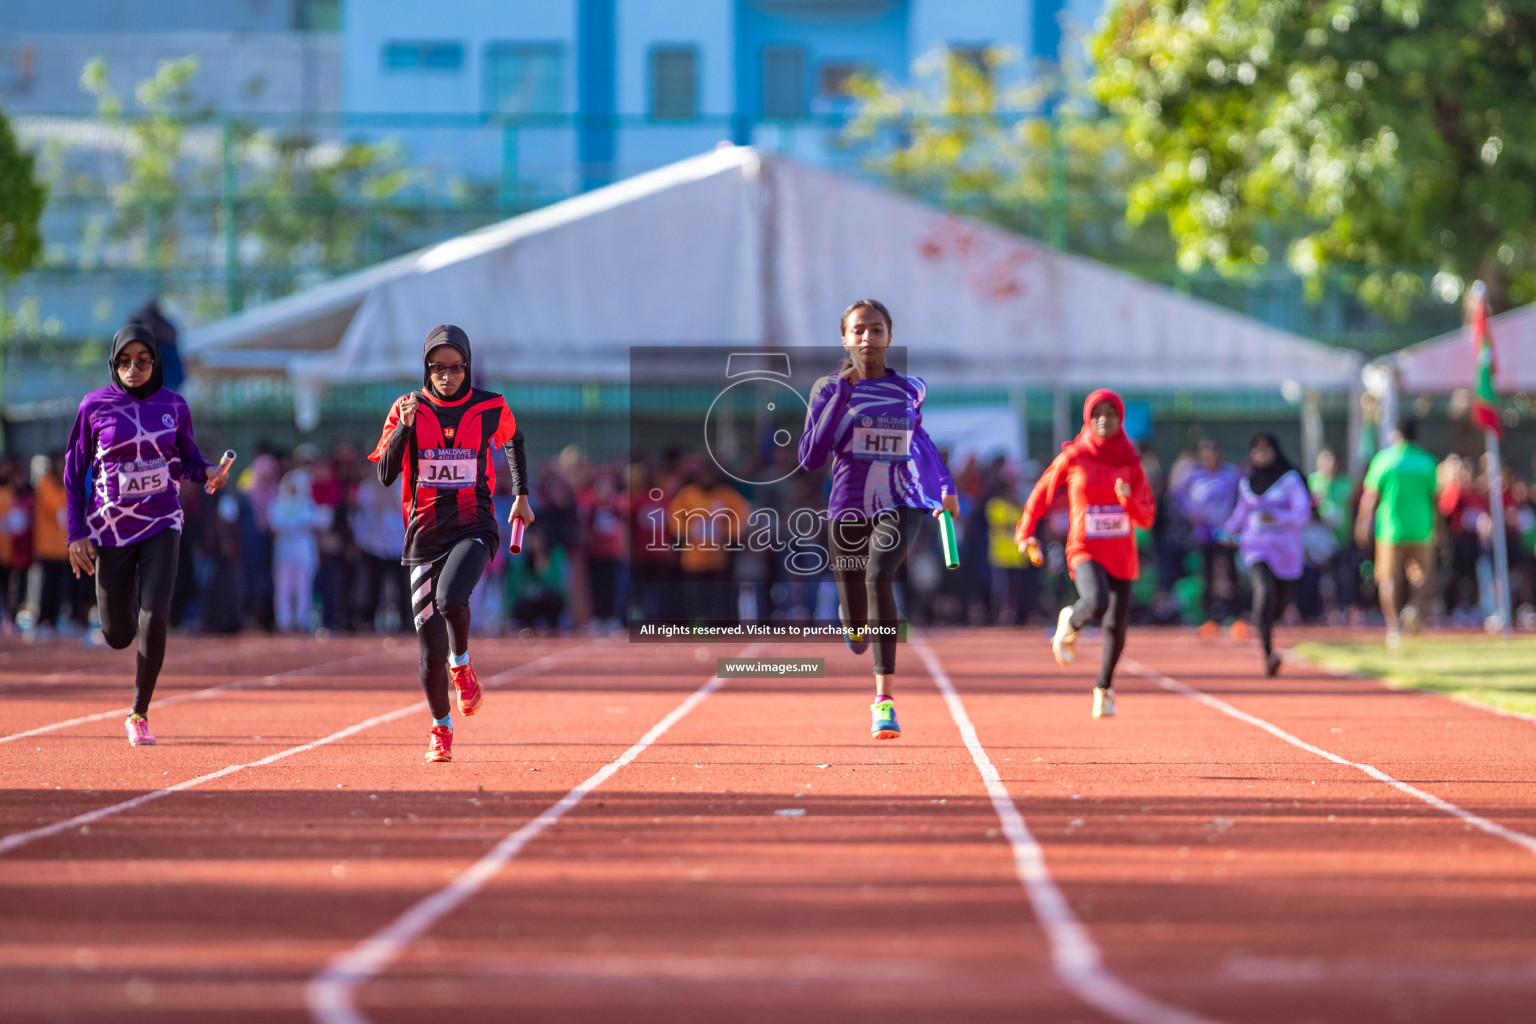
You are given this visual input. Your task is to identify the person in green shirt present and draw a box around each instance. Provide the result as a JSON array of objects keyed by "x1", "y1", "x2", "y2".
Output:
[
  {"x1": 1309, "y1": 448, "x2": 1357, "y2": 617},
  {"x1": 1356, "y1": 420, "x2": 1440, "y2": 647}
]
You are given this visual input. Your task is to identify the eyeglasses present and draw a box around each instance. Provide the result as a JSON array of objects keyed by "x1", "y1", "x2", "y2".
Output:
[
  {"x1": 427, "y1": 362, "x2": 467, "y2": 376},
  {"x1": 114, "y1": 357, "x2": 154, "y2": 372}
]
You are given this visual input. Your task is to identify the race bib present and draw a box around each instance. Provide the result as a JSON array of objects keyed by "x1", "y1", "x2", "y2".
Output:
[
  {"x1": 419, "y1": 448, "x2": 477, "y2": 490},
  {"x1": 849, "y1": 416, "x2": 912, "y2": 463},
  {"x1": 1084, "y1": 504, "x2": 1129, "y2": 538},
  {"x1": 116, "y1": 459, "x2": 169, "y2": 501}
]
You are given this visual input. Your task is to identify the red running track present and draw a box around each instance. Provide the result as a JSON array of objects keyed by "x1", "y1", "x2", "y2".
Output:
[{"x1": 1, "y1": 627, "x2": 1534, "y2": 1023}]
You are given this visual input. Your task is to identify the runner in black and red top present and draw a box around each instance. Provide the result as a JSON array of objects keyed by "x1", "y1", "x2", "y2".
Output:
[{"x1": 370, "y1": 324, "x2": 534, "y2": 763}]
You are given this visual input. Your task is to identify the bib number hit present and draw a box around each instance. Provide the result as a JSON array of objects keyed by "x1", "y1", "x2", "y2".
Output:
[
  {"x1": 850, "y1": 416, "x2": 912, "y2": 464},
  {"x1": 420, "y1": 448, "x2": 477, "y2": 490},
  {"x1": 1085, "y1": 504, "x2": 1129, "y2": 538},
  {"x1": 117, "y1": 459, "x2": 169, "y2": 501}
]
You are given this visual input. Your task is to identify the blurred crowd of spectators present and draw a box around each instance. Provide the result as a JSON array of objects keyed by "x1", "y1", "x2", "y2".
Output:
[{"x1": 1, "y1": 431, "x2": 1533, "y2": 641}]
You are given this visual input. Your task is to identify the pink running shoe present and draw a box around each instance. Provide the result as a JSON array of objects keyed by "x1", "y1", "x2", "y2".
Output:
[
  {"x1": 125, "y1": 714, "x2": 156, "y2": 746},
  {"x1": 449, "y1": 660, "x2": 484, "y2": 716},
  {"x1": 425, "y1": 724, "x2": 453, "y2": 763}
]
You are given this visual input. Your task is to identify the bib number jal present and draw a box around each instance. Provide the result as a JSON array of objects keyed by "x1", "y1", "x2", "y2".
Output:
[
  {"x1": 420, "y1": 448, "x2": 477, "y2": 490},
  {"x1": 1085, "y1": 504, "x2": 1129, "y2": 538},
  {"x1": 117, "y1": 459, "x2": 169, "y2": 501}
]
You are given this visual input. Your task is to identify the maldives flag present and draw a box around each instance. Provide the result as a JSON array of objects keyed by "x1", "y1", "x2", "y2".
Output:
[{"x1": 1470, "y1": 282, "x2": 1502, "y2": 436}]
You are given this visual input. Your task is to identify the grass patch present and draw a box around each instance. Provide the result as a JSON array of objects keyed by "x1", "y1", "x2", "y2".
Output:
[{"x1": 1294, "y1": 637, "x2": 1536, "y2": 719}]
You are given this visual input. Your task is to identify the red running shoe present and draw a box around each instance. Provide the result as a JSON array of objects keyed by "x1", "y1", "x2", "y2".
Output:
[
  {"x1": 449, "y1": 660, "x2": 484, "y2": 716},
  {"x1": 425, "y1": 724, "x2": 453, "y2": 762}
]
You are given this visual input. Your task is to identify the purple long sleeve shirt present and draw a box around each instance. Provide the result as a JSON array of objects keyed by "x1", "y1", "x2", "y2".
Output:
[
  {"x1": 64, "y1": 386, "x2": 211, "y2": 546},
  {"x1": 1221, "y1": 471, "x2": 1312, "y2": 580},
  {"x1": 1173, "y1": 463, "x2": 1243, "y2": 543},
  {"x1": 798, "y1": 370, "x2": 955, "y2": 517}
]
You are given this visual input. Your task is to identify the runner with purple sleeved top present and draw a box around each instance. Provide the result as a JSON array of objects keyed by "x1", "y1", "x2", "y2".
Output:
[
  {"x1": 1219, "y1": 432, "x2": 1311, "y2": 677},
  {"x1": 798, "y1": 299, "x2": 958, "y2": 740},
  {"x1": 63, "y1": 323, "x2": 232, "y2": 746}
]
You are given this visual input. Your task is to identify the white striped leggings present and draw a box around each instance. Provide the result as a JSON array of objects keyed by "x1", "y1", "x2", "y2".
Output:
[{"x1": 411, "y1": 537, "x2": 492, "y2": 719}]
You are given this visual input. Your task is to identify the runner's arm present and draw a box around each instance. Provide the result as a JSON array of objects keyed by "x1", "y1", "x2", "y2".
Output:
[
  {"x1": 173, "y1": 400, "x2": 212, "y2": 484},
  {"x1": 1124, "y1": 462, "x2": 1157, "y2": 529},
  {"x1": 370, "y1": 398, "x2": 411, "y2": 487},
  {"x1": 1016, "y1": 454, "x2": 1067, "y2": 544},
  {"x1": 797, "y1": 375, "x2": 852, "y2": 472},
  {"x1": 62, "y1": 400, "x2": 95, "y2": 544}
]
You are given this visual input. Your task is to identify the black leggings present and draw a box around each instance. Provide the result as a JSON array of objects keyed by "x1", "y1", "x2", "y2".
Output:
[
  {"x1": 829, "y1": 507, "x2": 922, "y2": 676},
  {"x1": 1250, "y1": 562, "x2": 1295, "y2": 656},
  {"x1": 96, "y1": 529, "x2": 180, "y2": 717},
  {"x1": 1068, "y1": 560, "x2": 1133, "y2": 690},
  {"x1": 411, "y1": 537, "x2": 492, "y2": 720}
]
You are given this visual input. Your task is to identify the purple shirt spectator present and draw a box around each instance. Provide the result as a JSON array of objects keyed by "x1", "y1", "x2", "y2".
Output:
[{"x1": 1173, "y1": 462, "x2": 1242, "y2": 543}]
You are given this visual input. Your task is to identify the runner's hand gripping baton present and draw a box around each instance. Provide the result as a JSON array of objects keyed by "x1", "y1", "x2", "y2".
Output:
[
  {"x1": 939, "y1": 509, "x2": 960, "y2": 570},
  {"x1": 205, "y1": 449, "x2": 237, "y2": 495},
  {"x1": 507, "y1": 517, "x2": 526, "y2": 555}
]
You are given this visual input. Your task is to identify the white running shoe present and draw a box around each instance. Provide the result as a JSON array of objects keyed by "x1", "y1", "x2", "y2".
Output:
[
  {"x1": 1400, "y1": 605, "x2": 1422, "y2": 636},
  {"x1": 1385, "y1": 629, "x2": 1402, "y2": 650},
  {"x1": 1052, "y1": 607, "x2": 1079, "y2": 666},
  {"x1": 1092, "y1": 688, "x2": 1115, "y2": 718}
]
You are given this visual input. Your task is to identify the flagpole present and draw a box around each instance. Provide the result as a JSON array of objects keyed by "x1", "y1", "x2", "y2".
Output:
[
  {"x1": 1486, "y1": 427, "x2": 1513, "y2": 634},
  {"x1": 1470, "y1": 281, "x2": 1513, "y2": 635}
]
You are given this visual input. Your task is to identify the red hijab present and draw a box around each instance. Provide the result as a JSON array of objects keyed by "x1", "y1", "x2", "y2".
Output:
[{"x1": 1065, "y1": 388, "x2": 1141, "y2": 466}]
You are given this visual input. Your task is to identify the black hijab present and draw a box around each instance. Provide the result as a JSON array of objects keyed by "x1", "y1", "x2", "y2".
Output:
[
  {"x1": 422, "y1": 324, "x2": 471, "y2": 401},
  {"x1": 1247, "y1": 432, "x2": 1298, "y2": 496},
  {"x1": 110, "y1": 323, "x2": 163, "y2": 400}
]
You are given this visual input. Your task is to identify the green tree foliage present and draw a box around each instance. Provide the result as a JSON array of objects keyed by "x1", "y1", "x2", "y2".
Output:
[
  {"x1": 843, "y1": 48, "x2": 1169, "y2": 264},
  {"x1": 0, "y1": 106, "x2": 47, "y2": 279},
  {"x1": 1091, "y1": 1, "x2": 1536, "y2": 315}
]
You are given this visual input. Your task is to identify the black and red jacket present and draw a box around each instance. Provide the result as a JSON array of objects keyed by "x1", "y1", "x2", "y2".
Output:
[{"x1": 369, "y1": 386, "x2": 528, "y2": 566}]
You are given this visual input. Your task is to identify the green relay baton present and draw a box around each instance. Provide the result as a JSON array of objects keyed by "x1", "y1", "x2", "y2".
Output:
[{"x1": 938, "y1": 509, "x2": 960, "y2": 570}]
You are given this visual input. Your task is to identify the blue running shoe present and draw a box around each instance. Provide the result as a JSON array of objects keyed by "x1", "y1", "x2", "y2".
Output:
[{"x1": 870, "y1": 699, "x2": 900, "y2": 740}]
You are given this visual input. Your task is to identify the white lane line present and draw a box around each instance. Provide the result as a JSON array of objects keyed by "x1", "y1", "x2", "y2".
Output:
[
  {"x1": 1123, "y1": 658, "x2": 1536, "y2": 858},
  {"x1": 0, "y1": 644, "x2": 597, "y2": 857},
  {"x1": 1283, "y1": 647, "x2": 1536, "y2": 727},
  {"x1": 916, "y1": 638, "x2": 1226, "y2": 1024},
  {"x1": 0, "y1": 650, "x2": 380, "y2": 745},
  {"x1": 305, "y1": 643, "x2": 761, "y2": 1024}
]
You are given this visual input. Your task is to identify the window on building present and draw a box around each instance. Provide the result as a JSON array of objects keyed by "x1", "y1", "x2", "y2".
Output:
[
  {"x1": 762, "y1": 45, "x2": 806, "y2": 117},
  {"x1": 383, "y1": 41, "x2": 464, "y2": 72},
  {"x1": 650, "y1": 46, "x2": 699, "y2": 120},
  {"x1": 484, "y1": 43, "x2": 564, "y2": 115},
  {"x1": 818, "y1": 62, "x2": 870, "y2": 100},
  {"x1": 295, "y1": 0, "x2": 341, "y2": 31}
]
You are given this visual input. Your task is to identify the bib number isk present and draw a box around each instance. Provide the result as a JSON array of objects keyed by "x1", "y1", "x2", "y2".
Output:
[
  {"x1": 1084, "y1": 504, "x2": 1129, "y2": 538},
  {"x1": 420, "y1": 448, "x2": 477, "y2": 490},
  {"x1": 850, "y1": 416, "x2": 912, "y2": 464},
  {"x1": 117, "y1": 459, "x2": 169, "y2": 501}
]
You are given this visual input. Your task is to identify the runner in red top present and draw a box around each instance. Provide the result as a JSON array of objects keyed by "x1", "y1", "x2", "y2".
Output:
[
  {"x1": 370, "y1": 324, "x2": 534, "y2": 762},
  {"x1": 1015, "y1": 389, "x2": 1154, "y2": 718}
]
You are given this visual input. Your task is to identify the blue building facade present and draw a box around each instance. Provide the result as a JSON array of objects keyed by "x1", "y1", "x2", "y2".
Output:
[{"x1": 341, "y1": 0, "x2": 1103, "y2": 193}]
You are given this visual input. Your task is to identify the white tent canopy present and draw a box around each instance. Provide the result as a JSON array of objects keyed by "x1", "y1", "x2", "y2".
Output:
[
  {"x1": 1377, "y1": 302, "x2": 1536, "y2": 394},
  {"x1": 186, "y1": 146, "x2": 1361, "y2": 404}
]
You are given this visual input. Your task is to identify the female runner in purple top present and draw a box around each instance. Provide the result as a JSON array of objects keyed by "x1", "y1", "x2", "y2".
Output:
[
  {"x1": 1219, "y1": 432, "x2": 1311, "y2": 677},
  {"x1": 799, "y1": 299, "x2": 958, "y2": 739},
  {"x1": 63, "y1": 323, "x2": 232, "y2": 745}
]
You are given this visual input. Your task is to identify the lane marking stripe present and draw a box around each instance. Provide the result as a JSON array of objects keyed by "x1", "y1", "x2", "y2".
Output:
[
  {"x1": 0, "y1": 644, "x2": 595, "y2": 858},
  {"x1": 305, "y1": 643, "x2": 762, "y2": 1024},
  {"x1": 916, "y1": 639, "x2": 1226, "y2": 1024},
  {"x1": 1123, "y1": 658, "x2": 1536, "y2": 858},
  {"x1": 0, "y1": 651, "x2": 382, "y2": 745}
]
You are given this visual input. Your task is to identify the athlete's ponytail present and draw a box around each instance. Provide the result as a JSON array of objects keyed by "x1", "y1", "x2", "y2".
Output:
[{"x1": 837, "y1": 298, "x2": 893, "y2": 372}]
